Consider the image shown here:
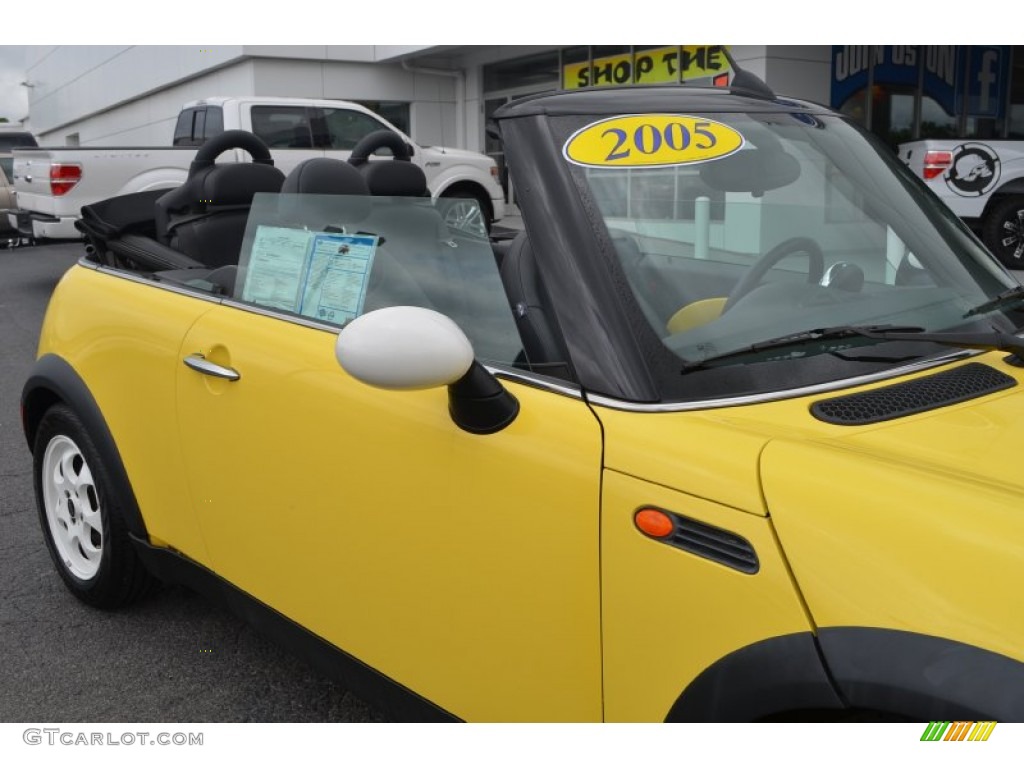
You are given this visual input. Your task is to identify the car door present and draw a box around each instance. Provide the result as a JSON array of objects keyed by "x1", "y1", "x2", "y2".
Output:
[{"x1": 173, "y1": 199, "x2": 604, "y2": 721}]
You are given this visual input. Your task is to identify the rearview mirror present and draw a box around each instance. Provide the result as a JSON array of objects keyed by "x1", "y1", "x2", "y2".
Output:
[{"x1": 700, "y1": 148, "x2": 800, "y2": 195}]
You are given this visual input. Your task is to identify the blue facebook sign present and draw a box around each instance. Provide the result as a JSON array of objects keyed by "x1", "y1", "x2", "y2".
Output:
[{"x1": 965, "y1": 47, "x2": 1008, "y2": 119}]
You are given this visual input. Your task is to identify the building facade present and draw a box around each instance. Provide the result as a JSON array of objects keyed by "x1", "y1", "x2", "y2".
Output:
[{"x1": 22, "y1": 44, "x2": 1024, "y2": 191}]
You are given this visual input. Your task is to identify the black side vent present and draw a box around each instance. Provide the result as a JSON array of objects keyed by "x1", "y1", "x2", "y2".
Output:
[
  {"x1": 811, "y1": 362, "x2": 1016, "y2": 426},
  {"x1": 670, "y1": 516, "x2": 759, "y2": 574},
  {"x1": 639, "y1": 508, "x2": 759, "y2": 574}
]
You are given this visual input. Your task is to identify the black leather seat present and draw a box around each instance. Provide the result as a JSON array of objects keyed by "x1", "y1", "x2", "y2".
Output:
[
  {"x1": 499, "y1": 232, "x2": 574, "y2": 381},
  {"x1": 155, "y1": 162, "x2": 285, "y2": 268},
  {"x1": 277, "y1": 157, "x2": 373, "y2": 227}
]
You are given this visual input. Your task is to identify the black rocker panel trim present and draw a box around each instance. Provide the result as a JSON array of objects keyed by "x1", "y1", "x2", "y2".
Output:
[
  {"x1": 131, "y1": 537, "x2": 458, "y2": 723},
  {"x1": 22, "y1": 354, "x2": 149, "y2": 540},
  {"x1": 818, "y1": 627, "x2": 1024, "y2": 721},
  {"x1": 666, "y1": 632, "x2": 844, "y2": 722}
]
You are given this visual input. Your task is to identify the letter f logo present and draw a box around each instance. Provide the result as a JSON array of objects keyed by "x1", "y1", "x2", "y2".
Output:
[{"x1": 977, "y1": 50, "x2": 999, "y2": 114}]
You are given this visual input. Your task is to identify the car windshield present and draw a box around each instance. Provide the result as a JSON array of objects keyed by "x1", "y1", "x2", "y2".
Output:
[{"x1": 556, "y1": 109, "x2": 1022, "y2": 395}]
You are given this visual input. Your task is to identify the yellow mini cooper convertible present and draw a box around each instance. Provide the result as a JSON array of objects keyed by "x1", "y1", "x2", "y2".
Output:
[{"x1": 23, "y1": 72, "x2": 1024, "y2": 722}]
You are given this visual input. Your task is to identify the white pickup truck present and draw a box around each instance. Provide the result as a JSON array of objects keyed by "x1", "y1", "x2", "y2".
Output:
[
  {"x1": 6, "y1": 96, "x2": 504, "y2": 240},
  {"x1": 899, "y1": 138, "x2": 1024, "y2": 268}
]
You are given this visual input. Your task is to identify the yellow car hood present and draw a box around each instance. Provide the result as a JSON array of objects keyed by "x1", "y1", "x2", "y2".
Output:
[
  {"x1": 781, "y1": 365, "x2": 1024, "y2": 495},
  {"x1": 759, "y1": 366, "x2": 1024, "y2": 660}
]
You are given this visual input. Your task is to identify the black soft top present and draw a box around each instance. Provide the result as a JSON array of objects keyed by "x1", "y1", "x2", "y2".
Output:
[{"x1": 493, "y1": 86, "x2": 828, "y2": 120}]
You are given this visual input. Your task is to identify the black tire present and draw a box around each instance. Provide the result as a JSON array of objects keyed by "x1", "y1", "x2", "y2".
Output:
[
  {"x1": 441, "y1": 187, "x2": 492, "y2": 236},
  {"x1": 982, "y1": 196, "x2": 1024, "y2": 269},
  {"x1": 33, "y1": 404, "x2": 156, "y2": 609}
]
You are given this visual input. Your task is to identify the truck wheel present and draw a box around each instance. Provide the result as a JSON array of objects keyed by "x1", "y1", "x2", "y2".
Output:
[
  {"x1": 33, "y1": 404, "x2": 157, "y2": 609},
  {"x1": 982, "y1": 197, "x2": 1024, "y2": 268},
  {"x1": 441, "y1": 187, "x2": 492, "y2": 237}
]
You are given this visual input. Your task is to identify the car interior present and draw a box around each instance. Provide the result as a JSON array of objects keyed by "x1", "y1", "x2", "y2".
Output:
[{"x1": 76, "y1": 128, "x2": 569, "y2": 380}]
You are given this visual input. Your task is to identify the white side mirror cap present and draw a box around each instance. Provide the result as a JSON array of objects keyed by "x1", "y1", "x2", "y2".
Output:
[{"x1": 336, "y1": 306, "x2": 474, "y2": 390}]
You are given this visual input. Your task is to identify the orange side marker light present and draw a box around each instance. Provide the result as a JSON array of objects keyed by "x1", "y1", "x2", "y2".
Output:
[{"x1": 635, "y1": 508, "x2": 674, "y2": 538}]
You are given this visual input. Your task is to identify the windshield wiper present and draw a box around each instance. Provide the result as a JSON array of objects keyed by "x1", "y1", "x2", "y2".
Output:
[
  {"x1": 963, "y1": 285, "x2": 1024, "y2": 318},
  {"x1": 680, "y1": 324, "x2": 1024, "y2": 373}
]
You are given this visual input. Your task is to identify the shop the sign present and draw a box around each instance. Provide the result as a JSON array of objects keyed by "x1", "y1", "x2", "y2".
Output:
[{"x1": 563, "y1": 46, "x2": 731, "y2": 90}]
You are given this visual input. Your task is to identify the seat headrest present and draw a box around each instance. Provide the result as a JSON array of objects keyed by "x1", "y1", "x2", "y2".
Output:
[
  {"x1": 361, "y1": 160, "x2": 428, "y2": 197},
  {"x1": 158, "y1": 163, "x2": 285, "y2": 218},
  {"x1": 154, "y1": 162, "x2": 285, "y2": 245},
  {"x1": 282, "y1": 158, "x2": 370, "y2": 195},
  {"x1": 278, "y1": 157, "x2": 373, "y2": 224},
  {"x1": 198, "y1": 163, "x2": 286, "y2": 207}
]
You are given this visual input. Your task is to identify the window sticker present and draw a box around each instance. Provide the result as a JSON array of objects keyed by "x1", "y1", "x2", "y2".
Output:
[
  {"x1": 298, "y1": 233, "x2": 378, "y2": 324},
  {"x1": 241, "y1": 226, "x2": 311, "y2": 312},
  {"x1": 563, "y1": 114, "x2": 744, "y2": 169},
  {"x1": 242, "y1": 225, "x2": 378, "y2": 325}
]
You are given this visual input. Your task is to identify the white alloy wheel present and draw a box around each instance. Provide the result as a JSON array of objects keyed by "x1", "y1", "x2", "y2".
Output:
[{"x1": 40, "y1": 434, "x2": 104, "y2": 581}]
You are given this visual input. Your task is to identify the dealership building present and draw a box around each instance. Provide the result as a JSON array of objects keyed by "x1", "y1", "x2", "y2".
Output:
[{"x1": 22, "y1": 45, "x2": 1024, "y2": 200}]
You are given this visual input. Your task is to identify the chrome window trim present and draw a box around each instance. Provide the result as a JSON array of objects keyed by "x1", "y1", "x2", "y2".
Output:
[
  {"x1": 491, "y1": 366, "x2": 583, "y2": 399},
  {"x1": 84, "y1": 260, "x2": 225, "y2": 305},
  {"x1": 84, "y1": 261, "x2": 346, "y2": 333},
  {"x1": 585, "y1": 351, "x2": 980, "y2": 413},
  {"x1": 219, "y1": 297, "x2": 343, "y2": 334}
]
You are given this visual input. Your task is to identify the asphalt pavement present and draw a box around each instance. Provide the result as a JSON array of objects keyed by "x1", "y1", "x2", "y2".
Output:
[{"x1": 0, "y1": 241, "x2": 386, "y2": 723}]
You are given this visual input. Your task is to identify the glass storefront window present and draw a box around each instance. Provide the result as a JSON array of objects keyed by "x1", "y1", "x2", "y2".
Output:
[
  {"x1": 560, "y1": 47, "x2": 589, "y2": 90},
  {"x1": 871, "y1": 85, "x2": 915, "y2": 147},
  {"x1": 1007, "y1": 46, "x2": 1024, "y2": 139},
  {"x1": 483, "y1": 51, "x2": 560, "y2": 93},
  {"x1": 920, "y1": 94, "x2": 958, "y2": 140},
  {"x1": 832, "y1": 46, "x2": 1017, "y2": 144}
]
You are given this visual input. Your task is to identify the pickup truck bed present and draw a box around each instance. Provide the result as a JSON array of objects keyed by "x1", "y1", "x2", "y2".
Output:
[{"x1": 8, "y1": 146, "x2": 202, "y2": 239}]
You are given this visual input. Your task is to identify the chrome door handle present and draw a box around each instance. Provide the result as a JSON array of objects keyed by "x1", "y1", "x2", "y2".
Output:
[{"x1": 183, "y1": 354, "x2": 240, "y2": 381}]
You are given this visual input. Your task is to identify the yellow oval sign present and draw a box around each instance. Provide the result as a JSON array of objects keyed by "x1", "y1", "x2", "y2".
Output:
[{"x1": 563, "y1": 114, "x2": 745, "y2": 168}]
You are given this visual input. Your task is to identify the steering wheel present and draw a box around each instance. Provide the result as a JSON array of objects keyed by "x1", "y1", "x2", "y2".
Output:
[
  {"x1": 187, "y1": 130, "x2": 275, "y2": 177},
  {"x1": 348, "y1": 130, "x2": 414, "y2": 167},
  {"x1": 723, "y1": 236, "x2": 825, "y2": 311}
]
